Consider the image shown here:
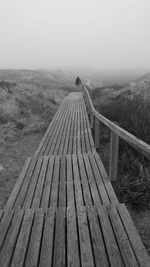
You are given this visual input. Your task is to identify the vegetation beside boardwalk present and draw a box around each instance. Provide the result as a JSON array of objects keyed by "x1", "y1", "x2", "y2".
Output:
[
  {"x1": 92, "y1": 90, "x2": 150, "y2": 209},
  {"x1": 0, "y1": 70, "x2": 75, "y2": 208}
]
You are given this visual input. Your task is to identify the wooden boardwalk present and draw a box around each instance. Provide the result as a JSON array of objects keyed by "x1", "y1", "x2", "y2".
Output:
[
  {"x1": 34, "y1": 93, "x2": 95, "y2": 156},
  {"x1": 0, "y1": 92, "x2": 150, "y2": 266}
]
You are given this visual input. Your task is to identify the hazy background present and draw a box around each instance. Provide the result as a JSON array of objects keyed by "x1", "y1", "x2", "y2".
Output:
[{"x1": 0, "y1": 0, "x2": 150, "y2": 70}]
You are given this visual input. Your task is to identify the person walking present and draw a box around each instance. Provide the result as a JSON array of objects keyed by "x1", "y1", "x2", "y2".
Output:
[{"x1": 75, "y1": 76, "x2": 81, "y2": 86}]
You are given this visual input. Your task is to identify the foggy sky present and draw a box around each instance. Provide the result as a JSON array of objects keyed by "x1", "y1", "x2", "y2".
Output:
[{"x1": 0, "y1": 0, "x2": 150, "y2": 70}]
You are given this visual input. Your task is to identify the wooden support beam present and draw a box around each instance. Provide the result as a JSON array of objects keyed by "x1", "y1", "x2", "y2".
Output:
[
  {"x1": 94, "y1": 117, "x2": 100, "y2": 149},
  {"x1": 109, "y1": 131, "x2": 119, "y2": 182}
]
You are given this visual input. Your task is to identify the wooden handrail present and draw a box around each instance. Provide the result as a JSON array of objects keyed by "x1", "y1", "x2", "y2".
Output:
[{"x1": 81, "y1": 83, "x2": 150, "y2": 181}]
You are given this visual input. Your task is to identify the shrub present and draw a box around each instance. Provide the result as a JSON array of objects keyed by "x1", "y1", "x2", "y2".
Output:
[{"x1": 0, "y1": 97, "x2": 19, "y2": 123}]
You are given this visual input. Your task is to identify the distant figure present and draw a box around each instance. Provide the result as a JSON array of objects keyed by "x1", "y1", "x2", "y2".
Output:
[{"x1": 75, "y1": 76, "x2": 81, "y2": 86}]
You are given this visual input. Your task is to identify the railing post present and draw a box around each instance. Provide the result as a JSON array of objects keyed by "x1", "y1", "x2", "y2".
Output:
[
  {"x1": 85, "y1": 93, "x2": 88, "y2": 109},
  {"x1": 94, "y1": 116, "x2": 100, "y2": 149},
  {"x1": 90, "y1": 110, "x2": 94, "y2": 129},
  {"x1": 109, "y1": 131, "x2": 119, "y2": 182},
  {"x1": 87, "y1": 100, "x2": 90, "y2": 117}
]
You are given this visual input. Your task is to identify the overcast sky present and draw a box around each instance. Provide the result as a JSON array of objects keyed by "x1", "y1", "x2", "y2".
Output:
[{"x1": 0, "y1": 0, "x2": 150, "y2": 70}]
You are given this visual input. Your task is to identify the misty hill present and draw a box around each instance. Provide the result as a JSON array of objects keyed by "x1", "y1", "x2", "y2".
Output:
[
  {"x1": 126, "y1": 72, "x2": 150, "y2": 98},
  {"x1": 134, "y1": 72, "x2": 150, "y2": 83},
  {"x1": 91, "y1": 71, "x2": 150, "y2": 106},
  {"x1": 64, "y1": 67, "x2": 148, "y2": 87},
  {"x1": 0, "y1": 69, "x2": 75, "y2": 89}
]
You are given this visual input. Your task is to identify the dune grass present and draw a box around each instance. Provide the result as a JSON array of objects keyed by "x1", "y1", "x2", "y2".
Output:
[{"x1": 94, "y1": 93, "x2": 150, "y2": 209}]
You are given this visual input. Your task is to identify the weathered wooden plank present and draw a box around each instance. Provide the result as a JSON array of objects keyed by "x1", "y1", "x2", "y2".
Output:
[
  {"x1": 81, "y1": 135, "x2": 86, "y2": 153},
  {"x1": 64, "y1": 106, "x2": 74, "y2": 155},
  {"x1": 68, "y1": 106, "x2": 75, "y2": 153},
  {"x1": 80, "y1": 103, "x2": 84, "y2": 136},
  {"x1": 67, "y1": 207, "x2": 80, "y2": 267},
  {"x1": 39, "y1": 208, "x2": 55, "y2": 267},
  {"x1": 87, "y1": 207, "x2": 109, "y2": 267},
  {"x1": 49, "y1": 156, "x2": 60, "y2": 207},
  {"x1": 77, "y1": 206, "x2": 95, "y2": 267},
  {"x1": 117, "y1": 204, "x2": 150, "y2": 267},
  {"x1": 88, "y1": 153, "x2": 110, "y2": 205},
  {"x1": 72, "y1": 155, "x2": 84, "y2": 208},
  {"x1": 53, "y1": 105, "x2": 71, "y2": 155},
  {"x1": 83, "y1": 154, "x2": 102, "y2": 205},
  {"x1": 0, "y1": 210, "x2": 14, "y2": 251},
  {"x1": 43, "y1": 105, "x2": 68, "y2": 155},
  {"x1": 97, "y1": 205, "x2": 124, "y2": 266},
  {"x1": 71, "y1": 101, "x2": 76, "y2": 137},
  {"x1": 66, "y1": 156, "x2": 76, "y2": 208},
  {"x1": 48, "y1": 105, "x2": 70, "y2": 155},
  {"x1": 25, "y1": 209, "x2": 44, "y2": 267},
  {"x1": 58, "y1": 109, "x2": 72, "y2": 155},
  {"x1": 108, "y1": 205, "x2": 139, "y2": 267},
  {"x1": 38, "y1": 101, "x2": 68, "y2": 155},
  {"x1": 11, "y1": 209, "x2": 34, "y2": 267},
  {"x1": 53, "y1": 207, "x2": 66, "y2": 266},
  {"x1": 0, "y1": 208, "x2": 24, "y2": 267},
  {"x1": 72, "y1": 135, "x2": 77, "y2": 154},
  {"x1": 32, "y1": 156, "x2": 49, "y2": 208},
  {"x1": 58, "y1": 156, "x2": 66, "y2": 206},
  {"x1": 68, "y1": 136, "x2": 73, "y2": 154},
  {"x1": 22, "y1": 157, "x2": 43, "y2": 209},
  {"x1": 34, "y1": 103, "x2": 64, "y2": 157},
  {"x1": 34, "y1": 104, "x2": 61, "y2": 155},
  {"x1": 77, "y1": 103, "x2": 81, "y2": 138},
  {"x1": 73, "y1": 106, "x2": 77, "y2": 154},
  {"x1": 77, "y1": 136, "x2": 82, "y2": 154},
  {"x1": 63, "y1": 135, "x2": 70, "y2": 155},
  {"x1": 78, "y1": 154, "x2": 93, "y2": 206},
  {"x1": 41, "y1": 156, "x2": 54, "y2": 208},
  {"x1": 14, "y1": 156, "x2": 39, "y2": 208}
]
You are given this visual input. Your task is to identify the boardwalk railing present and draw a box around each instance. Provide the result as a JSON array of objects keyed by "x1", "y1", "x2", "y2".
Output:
[{"x1": 81, "y1": 83, "x2": 150, "y2": 182}]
